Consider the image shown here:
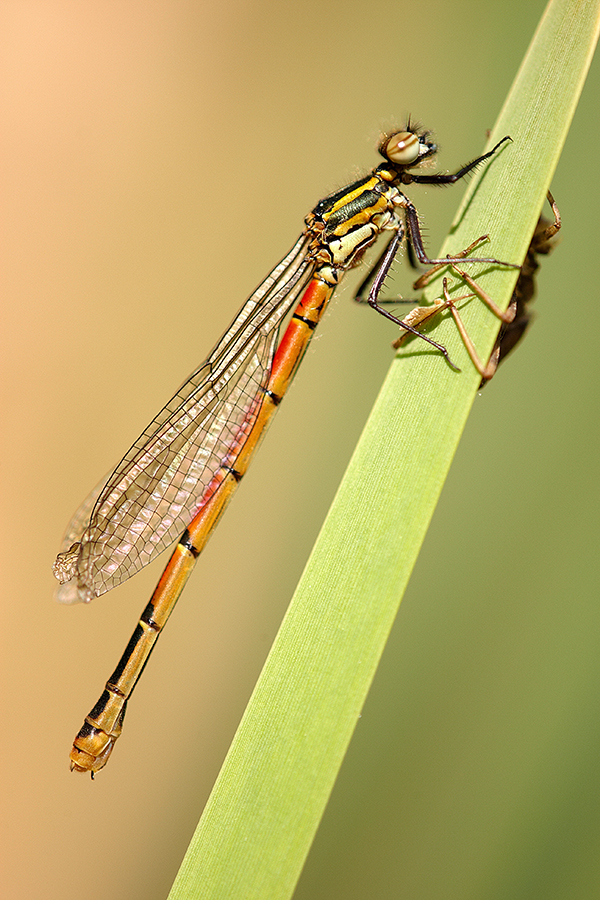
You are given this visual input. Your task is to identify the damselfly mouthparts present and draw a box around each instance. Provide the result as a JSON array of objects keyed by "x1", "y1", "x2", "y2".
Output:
[{"x1": 53, "y1": 124, "x2": 515, "y2": 775}]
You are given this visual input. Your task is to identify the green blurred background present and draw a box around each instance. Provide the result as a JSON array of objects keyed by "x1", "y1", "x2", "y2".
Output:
[{"x1": 2, "y1": 1, "x2": 599, "y2": 898}]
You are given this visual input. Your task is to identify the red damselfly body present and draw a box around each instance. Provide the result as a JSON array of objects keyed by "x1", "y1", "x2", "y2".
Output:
[{"x1": 53, "y1": 125, "x2": 517, "y2": 775}]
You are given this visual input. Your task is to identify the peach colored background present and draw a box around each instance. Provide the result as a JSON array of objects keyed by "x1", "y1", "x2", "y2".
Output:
[{"x1": 3, "y1": 2, "x2": 600, "y2": 899}]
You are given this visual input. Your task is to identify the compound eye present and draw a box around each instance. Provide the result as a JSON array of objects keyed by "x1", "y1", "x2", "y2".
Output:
[{"x1": 382, "y1": 131, "x2": 421, "y2": 165}]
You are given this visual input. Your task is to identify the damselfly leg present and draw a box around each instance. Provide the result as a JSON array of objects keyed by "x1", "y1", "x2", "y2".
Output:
[{"x1": 392, "y1": 192, "x2": 561, "y2": 383}]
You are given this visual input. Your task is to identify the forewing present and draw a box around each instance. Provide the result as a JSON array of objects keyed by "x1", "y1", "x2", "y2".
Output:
[{"x1": 54, "y1": 235, "x2": 314, "y2": 602}]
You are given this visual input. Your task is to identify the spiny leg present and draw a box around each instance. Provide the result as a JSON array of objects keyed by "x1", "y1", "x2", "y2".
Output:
[
  {"x1": 401, "y1": 199, "x2": 518, "y2": 270},
  {"x1": 364, "y1": 229, "x2": 461, "y2": 370},
  {"x1": 412, "y1": 235, "x2": 491, "y2": 290}
]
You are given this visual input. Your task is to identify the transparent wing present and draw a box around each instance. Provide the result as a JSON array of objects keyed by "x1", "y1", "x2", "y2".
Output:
[{"x1": 54, "y1": 234, "x2": 314, "y2": 603}]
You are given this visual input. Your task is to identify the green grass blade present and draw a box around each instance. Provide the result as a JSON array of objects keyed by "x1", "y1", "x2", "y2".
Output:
[{"x1": 169, "y1": 1, "x2": 600, "y2": 897}]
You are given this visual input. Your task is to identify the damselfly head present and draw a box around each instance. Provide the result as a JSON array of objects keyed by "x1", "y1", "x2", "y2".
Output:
[{"x1": 378, "y1": 128, "x2": 437, "y2": 168}]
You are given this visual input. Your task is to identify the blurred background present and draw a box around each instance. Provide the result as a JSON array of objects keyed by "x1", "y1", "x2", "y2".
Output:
[{"x1": 2, "y1": 1, "x2": 599, "y2": 898}]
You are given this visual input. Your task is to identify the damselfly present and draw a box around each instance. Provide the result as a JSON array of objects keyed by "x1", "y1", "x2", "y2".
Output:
[
  {"x1": 54, "y1": 124, "x2": 516, "y2": 775},
  {"x1": 394, "y1": 192, "x2": 561, "y2": 384}
]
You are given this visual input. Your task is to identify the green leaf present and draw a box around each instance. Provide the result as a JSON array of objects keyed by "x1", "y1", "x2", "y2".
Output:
[{"x1": 168, "y1": 1, "x2": 600, "y2": 897}]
